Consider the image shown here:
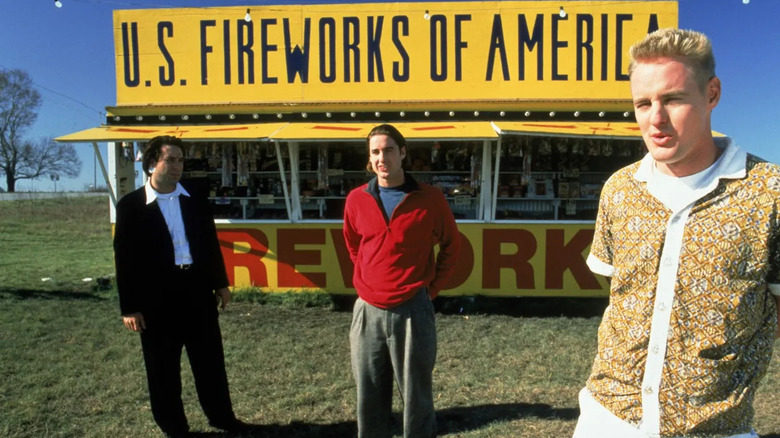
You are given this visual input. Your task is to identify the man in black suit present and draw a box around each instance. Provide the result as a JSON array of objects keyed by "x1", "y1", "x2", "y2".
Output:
[{"x1": 114, "y1": 135, "x2": 247, "y2": 437}]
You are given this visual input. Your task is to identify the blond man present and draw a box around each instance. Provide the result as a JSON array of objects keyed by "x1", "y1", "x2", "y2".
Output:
[{"x1": 573, "y1": 28, "x2": 780, "y2": 438}]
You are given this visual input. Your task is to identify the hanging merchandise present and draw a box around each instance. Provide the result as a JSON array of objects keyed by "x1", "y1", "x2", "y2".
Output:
[
  {"x1": 566, "y1": 199, "x2": 577, "y2": 216},
  {"x1": 431, "y1": 141, "x2": 441, "y2": 170},
  {"x1": 521, "y1": 138, "x2": 532, "y2": 188},
  {"x1": 221, "y1": 143, "x2": 233, "y2": 189},
  {"x1": 121, "y1": 142, "x2": 134, "y2": 163},
  {"x1": 537, "y1": 139, "x2": 552, "y2": 171},
  {"x1": 237, "y1": 142, "x2": 249, "y2": 189},
  {"x1": 556, "y1": 139, "x2": 569, "y2": 171}
]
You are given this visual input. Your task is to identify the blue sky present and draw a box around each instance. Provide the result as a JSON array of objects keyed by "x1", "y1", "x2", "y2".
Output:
[{"x1": 1, "y1": 0, "x2": 777, "y2": 191}]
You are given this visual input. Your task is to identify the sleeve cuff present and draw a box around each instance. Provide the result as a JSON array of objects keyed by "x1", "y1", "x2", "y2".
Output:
[
  {"x1": 768, "y1": 284, "x2": 780, "y2": 296},
  {"x1": 587, "y1": 254, "x2": 615, "y2": 277}
]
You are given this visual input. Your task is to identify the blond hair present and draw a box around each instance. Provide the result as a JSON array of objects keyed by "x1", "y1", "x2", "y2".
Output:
[{"x1": 629, "y1": 28, "x2": 716, "y2": 90}]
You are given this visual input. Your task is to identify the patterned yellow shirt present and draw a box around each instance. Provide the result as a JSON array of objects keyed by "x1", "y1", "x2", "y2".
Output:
[{"x1": 586, "y1": 140, "x2": 780, "y2": 437}]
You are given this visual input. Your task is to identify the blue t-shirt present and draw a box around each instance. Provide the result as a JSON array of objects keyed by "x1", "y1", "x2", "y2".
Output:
[{"x1": 378, "y1": 184, "x2": 406, "y2": 221}]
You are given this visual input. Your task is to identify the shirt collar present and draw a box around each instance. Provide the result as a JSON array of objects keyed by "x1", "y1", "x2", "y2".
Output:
[
  {"x1": 145, "y1": 181, "x2": 190, "y2": 205},
  {"x1": 634, "y1": 137, "x2": 746, "y2": 184}
]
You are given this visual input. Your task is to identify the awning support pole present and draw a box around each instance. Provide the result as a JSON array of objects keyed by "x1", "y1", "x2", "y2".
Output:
[
  {"x1": 491, "y1": 137, "x2": 502, "y2": 222},
  {"x1": 287, "y1": 141, "x2": 302, "y2": 221},
  {"x1": 274, "y1": 140, "x2": 293, "y2": 222},
  {"x1": 93, "y1": 142, "x2": 117, "y2": 208},
  {"x1": 480, "y1": 140, "x2": 493, "y2": 221}
]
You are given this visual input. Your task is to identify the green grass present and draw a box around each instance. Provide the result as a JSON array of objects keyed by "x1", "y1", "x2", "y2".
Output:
[
  {"x1": 0, "y1": 196, "x2": 779, "y2": 437},
  {"x1": 0, "y1": 196, "x2": 114, "y2": 294}
]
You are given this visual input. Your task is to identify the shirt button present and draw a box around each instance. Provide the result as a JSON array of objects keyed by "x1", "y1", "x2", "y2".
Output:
[
  {"x1": 658, "y1": 302, "x2": 667, "y2": 311},
  {"x1": 644, "y1": 386, "x2": 654, "y2": 395},
  {"x1": 651, "y1": 344, "x2": 660, "y2": 354}
]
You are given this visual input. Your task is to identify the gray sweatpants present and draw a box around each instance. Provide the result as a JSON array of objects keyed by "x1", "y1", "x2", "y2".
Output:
[{"x1": 350, "y1": 288, "x2": 437, "y2": 438}]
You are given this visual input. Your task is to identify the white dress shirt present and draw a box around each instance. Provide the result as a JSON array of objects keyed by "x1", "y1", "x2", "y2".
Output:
[{"x1": 145, "y1": 181, "x2": 193, "y2": 266}]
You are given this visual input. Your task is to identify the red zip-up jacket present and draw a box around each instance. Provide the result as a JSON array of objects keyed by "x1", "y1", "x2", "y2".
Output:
[{"x1": 343, "y1": 174, "x2": 461, "y2": 309}]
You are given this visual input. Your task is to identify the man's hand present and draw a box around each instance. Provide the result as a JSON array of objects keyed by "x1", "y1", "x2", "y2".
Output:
[
  {"x1": 122, "y1": 312, "x2": 146, "y2": 333},
  {"x1": 216, "y1": 287, "x2": 232, "y2": 310}
]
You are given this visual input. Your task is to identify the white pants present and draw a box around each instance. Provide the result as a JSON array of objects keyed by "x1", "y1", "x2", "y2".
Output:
[{"x1": 572, "y1": 388, "x2": 758, "y2": 438}]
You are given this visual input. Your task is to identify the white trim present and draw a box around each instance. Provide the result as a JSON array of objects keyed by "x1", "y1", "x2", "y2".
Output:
[{"x1": 586, "y1": 254, "x2": 614, "y2": 277}]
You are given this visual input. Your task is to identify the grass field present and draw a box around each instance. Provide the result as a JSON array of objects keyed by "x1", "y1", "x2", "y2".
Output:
[{"x1": 1, "y1": 196, "x2": 779, "y2": 438}]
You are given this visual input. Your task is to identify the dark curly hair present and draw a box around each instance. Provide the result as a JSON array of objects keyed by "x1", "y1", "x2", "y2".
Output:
[{"x1": 142, "y1": 135, "x2": 184, "y2": 177}]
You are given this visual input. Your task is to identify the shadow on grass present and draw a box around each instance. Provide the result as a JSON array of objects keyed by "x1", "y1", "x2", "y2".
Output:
[
  {"x1": 187, "y1": 402, "x2": 577, "y2": 437},
  {"x1": 438, "y1": 402, "x2": 578, "y2": 434},
  {"x1": 435, "y1": 296, "x2": 609, "y2": 318},
  {"x1": 333, "y1": 295, "x2": 609, "y2": 318},
  {"x1": 0, "y1": 288, "x2": 110, "y2": 301}
]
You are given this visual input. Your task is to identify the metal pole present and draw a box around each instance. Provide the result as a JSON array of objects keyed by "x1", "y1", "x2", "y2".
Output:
[{"x1": 92, "y1": 142, "x2": 117, "y2": 207}]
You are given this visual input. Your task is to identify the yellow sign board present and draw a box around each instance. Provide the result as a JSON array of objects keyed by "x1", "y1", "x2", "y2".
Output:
[
  {"x1": 217, "y1": 222, "x2": 609, "y2": 297},
  {"x1": 114, "y1": 1, "x2": 677, "y2": 108}
]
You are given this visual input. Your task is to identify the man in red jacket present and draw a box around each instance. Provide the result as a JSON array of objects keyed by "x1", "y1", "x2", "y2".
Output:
[{"x1": 343, "y1": 124, "x2": 461, "y2": 438}]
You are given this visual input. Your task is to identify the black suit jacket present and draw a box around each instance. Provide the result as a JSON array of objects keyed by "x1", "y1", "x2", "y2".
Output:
[{"x1": 113, "y1": 182, "x2": 229, "y2": 317}]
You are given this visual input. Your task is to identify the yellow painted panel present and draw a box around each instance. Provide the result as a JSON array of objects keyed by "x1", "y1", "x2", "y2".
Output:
[
  {"x1": 494, "y1": 121, "x2": 641, "y2": 138},
  {"x1": 270, "y1": 121, "x2": 498, "y2": 141},
  {"x1": 493, "y1": 121, "x2": 725, "y2": 138},
  {"x1": 217, "y1": 221, "x2": 609, "y2": 297},
  {"x1": 55, "y1": 123, "x2": 288, "y2": 143},
  {"x1": 113, "y1": 1, "x2": 677, "y2": 108}
]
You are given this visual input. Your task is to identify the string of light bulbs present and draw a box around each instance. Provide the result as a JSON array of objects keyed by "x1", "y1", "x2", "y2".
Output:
[
  {"x1": 52, "y1": 0, "x2": 751, "y2": 12},
  {"x1": 52, "y1": 0, "x2": 753, "y2": 8}
]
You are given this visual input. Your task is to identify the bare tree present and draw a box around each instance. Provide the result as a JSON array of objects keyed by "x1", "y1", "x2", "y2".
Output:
[
  {"x1": 15, "y1": 138, "x2": 81, "y2": 190},
  {"x1": 0, "y1": 68, "x2": 81, "y2": 192}
]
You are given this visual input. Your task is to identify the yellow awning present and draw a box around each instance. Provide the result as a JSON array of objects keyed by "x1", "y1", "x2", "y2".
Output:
[
  {"x1": 269, "y1": 122, "x2": 499, "y2": 141},
  {"x1": 492, "y1": 121, "x2": 726, "y2": 139},
  {"x1": 492, "y1": 121, "x2": 644, "y2": 139},
  {"x1": 55, "y1": 123, "x2": 288, "y2": 143}
]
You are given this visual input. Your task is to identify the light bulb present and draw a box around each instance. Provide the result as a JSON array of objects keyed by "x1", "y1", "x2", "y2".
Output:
[
  {"x1": 245, "y1": 9, "x2": 251, "y2": 23},
  {"x1": 54, "y1": 0, "x2": 62, "y2": 7},
  {"x1": 423, "y1": 10, "x2": 430, "y2": 20},
  {"x1": 743, "y1": 0, "x2": 749, "y2": 4},
  {"x1": 559, "y1": 7, "x2": 567, "y2": 18}
]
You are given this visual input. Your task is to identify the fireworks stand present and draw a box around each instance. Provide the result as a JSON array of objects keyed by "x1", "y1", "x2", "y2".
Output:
[{"x1": 57, "y1": 1, "x2": 678, "y2": 297}]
